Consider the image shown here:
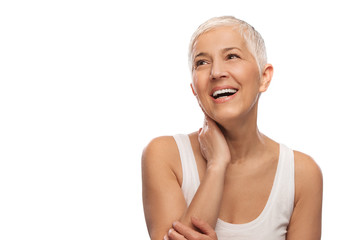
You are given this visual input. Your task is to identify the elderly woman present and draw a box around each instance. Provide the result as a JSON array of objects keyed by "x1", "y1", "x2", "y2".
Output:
[{"x1": 142, "y1": 16, "x2": 323, "y2": 240}]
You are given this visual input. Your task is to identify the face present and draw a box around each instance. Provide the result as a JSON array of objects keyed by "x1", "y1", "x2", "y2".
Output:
[{"x1": 191, "y1": 26, "x2": 272, "y2": 125}]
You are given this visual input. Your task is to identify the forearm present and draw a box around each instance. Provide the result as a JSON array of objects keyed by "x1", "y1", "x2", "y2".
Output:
[{"x1": 179, "y1": 164, "x2": 227, "y2": 229}]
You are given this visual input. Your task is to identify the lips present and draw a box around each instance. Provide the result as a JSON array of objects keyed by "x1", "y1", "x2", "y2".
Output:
[
  {"x1": 212, "y1": 88, "x2": 237, "y2": 99},
  {"x1": 210, "y1": 86, "x2": 238, "y2": 103}
]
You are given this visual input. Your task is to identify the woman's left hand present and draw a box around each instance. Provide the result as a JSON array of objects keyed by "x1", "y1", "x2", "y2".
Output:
[{"x1": 166, "y1": 217, "x2": 218, "y2": 240}]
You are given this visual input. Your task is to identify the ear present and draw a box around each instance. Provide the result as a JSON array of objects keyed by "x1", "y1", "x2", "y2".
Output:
[
  {"x1": 190, "y1": 83, "x2": 197, "y2": 96},
  {"x1": 259, "y1": 64, "x2": 274, "y2": 93}
]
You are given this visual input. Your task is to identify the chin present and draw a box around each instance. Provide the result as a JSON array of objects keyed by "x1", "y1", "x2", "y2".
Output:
[
  {"x1": 211, "y1": 108, "x2": 242, "y2": 124},
  {"x1": 210, "y1": 102, "x2": 258, "y2": 127}
]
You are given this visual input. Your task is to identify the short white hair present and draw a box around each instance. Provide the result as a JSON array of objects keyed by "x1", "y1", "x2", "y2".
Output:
[{"x1": 188, "y1": 16, "x2": 267, "y2": 73}]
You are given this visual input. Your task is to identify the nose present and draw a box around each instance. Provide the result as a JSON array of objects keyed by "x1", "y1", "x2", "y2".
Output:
[{"x1": 210, "y1": 60, "x2": 229, "y2": 80}]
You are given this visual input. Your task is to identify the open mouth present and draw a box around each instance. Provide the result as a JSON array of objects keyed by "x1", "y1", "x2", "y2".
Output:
[{"x1": 211, "y1": 88, "x2": 238, "y2": 99}]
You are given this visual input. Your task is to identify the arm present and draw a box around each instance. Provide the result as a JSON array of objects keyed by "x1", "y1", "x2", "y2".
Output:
[
  {"x1": 142, "y1": 136, "x2": 187, "y2": 240},
  {"x1": 179, "y1": 116, "x2": 230, "y2": 228},
  {"x1": 286, "y1": 151, "x2": 323, "y2": 240},
  {"x1": 142, "y1": 117, "x2": 230, "y2": 240}
]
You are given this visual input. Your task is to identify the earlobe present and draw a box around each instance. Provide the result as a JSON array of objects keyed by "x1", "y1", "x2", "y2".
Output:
[
  {"x1": 259, "y1": 64, "x2": 274, "y2": 93},
  {"x1": 190, "y1": 83, "x2": 197, "y2": 96}
]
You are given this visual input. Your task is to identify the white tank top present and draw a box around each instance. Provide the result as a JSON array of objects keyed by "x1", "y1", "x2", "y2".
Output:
[{"x1": 173, "y1": 134, "x2": 295, "y2": 240}]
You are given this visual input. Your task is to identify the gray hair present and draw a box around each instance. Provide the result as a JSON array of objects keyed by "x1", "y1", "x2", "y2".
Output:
[{"x1": 188, "y1": 16, "x2": 267, "y2": 73}]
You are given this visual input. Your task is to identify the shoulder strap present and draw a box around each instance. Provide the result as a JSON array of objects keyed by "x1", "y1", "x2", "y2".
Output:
[
  {"x1": 173, "y1": 134, "x2": 200, "y2": 206},
  {"x1": 272, "y1": 144, "x2": 295, "y2": 214}
]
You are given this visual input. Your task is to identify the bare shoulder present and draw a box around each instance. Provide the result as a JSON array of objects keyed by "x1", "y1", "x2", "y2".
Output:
[
  {"x1": 293, "y1": 150, "x2": 323, "y2": 182},
  {"x1": 142, "y1": 136, "x2": 179, "y2": 161},
  {"x1": 293, "y1": 150, "x2": 323, "y2": 203},
  {"x1": 286, "y1": 150, "x2": 323, "y2": 238},
  {"x1": 142, "y1": 136, "x2": 181, "y2": 183}
]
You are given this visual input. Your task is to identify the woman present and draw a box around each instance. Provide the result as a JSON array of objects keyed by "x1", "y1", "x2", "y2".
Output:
[{"x1": 142, "y1": 16, "x2": 323, "y2": 240}]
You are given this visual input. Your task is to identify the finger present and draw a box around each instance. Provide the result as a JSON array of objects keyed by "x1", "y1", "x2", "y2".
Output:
[
  {"x1": 191, "y1": 217, "x2": 217, "y2": 238},
  {"x1": 202, "y1": 114, "x2": 214, "y2": 128},
  {"x1": 204, "y1": 115, "x2": 216, "y2": 127},
  {"x1": 167, "y1": 228, "x2": 187, "y2": 240},
  {"x1": 172, "y1": 221, "x2": 201, "y2": 240},
  {"x1": 201, "y1": 119, "x2": 208, "y2": 134},
  {"x1": 203, "y1": 114, "x2": 208, "y2": 125}
]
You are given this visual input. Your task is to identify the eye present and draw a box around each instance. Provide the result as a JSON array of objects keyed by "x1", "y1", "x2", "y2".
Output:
[
  {"x1": 194, "y1": 59, "x2": 208, "y2": 68},
  {"x1": 227, "y1": 54, "x2": 240, "y2": 60}
]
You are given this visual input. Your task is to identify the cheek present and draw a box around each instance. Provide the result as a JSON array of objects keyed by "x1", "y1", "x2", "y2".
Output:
[
  {"x1": 192, "y1": 77, "x2": 210, "y2": 110},
  {"x1": 192, "y1": 72, "x2": 207, "y2": 92},
  {"x1": 234, "y1": 65, "x2": 261, "y2": 87}
]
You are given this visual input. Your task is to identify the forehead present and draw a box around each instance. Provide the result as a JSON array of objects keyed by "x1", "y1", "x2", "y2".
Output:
[{"x1": 192, "y1": 26, "x2": 247, "y2": 56}]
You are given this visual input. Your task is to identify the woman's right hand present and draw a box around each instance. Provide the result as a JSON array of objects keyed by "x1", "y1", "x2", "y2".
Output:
[
  {"x1": 198, "y1": 115, "x2": 231, "y2": 170},
  {"x1": 167, "y1": 217, "x2": 218, "y2": 240}
]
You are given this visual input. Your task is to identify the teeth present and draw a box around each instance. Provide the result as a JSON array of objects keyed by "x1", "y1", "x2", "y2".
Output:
[{"x1": 212, "y1": 88, "x2": 237, "y2": 98}]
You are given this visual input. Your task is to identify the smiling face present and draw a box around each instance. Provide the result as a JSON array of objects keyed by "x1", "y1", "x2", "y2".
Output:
[{"x1": 191, "y1": 26, "x2": 273, "y2": 125}]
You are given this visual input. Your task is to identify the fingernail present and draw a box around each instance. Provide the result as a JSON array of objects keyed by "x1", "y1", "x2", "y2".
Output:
[
  {"x1": 172, "y1": 221, "x2": 178, "y2": 228},
  {"x1": 163, "y1": 234, "x2": 169, "y2": 240}
]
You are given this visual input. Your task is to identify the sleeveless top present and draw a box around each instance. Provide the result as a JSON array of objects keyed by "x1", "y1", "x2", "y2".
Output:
[{"x1": 173, "y1": 134, "x2": 295, "y2": 240}]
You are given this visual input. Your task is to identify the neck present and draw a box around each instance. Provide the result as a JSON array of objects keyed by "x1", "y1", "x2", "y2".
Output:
[{"x1": 218, "y1": 104, "x2": 267, "y2": 163}]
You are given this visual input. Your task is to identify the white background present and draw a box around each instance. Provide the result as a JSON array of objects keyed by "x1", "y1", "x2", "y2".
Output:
[{"x1": 1, "y1": 0, "x2": 351, "y2": 239}]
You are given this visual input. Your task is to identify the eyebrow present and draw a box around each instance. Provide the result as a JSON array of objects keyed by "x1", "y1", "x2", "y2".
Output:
[
  {"x1": 193, "y1": 47, "x2": 242, "y2": 59},
  {"x1": 194, "y1": 52, "x2": 209, "y2": 59},
  {"x1": 222, "y1": 47, "x2": 242, "y2": 53}
]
